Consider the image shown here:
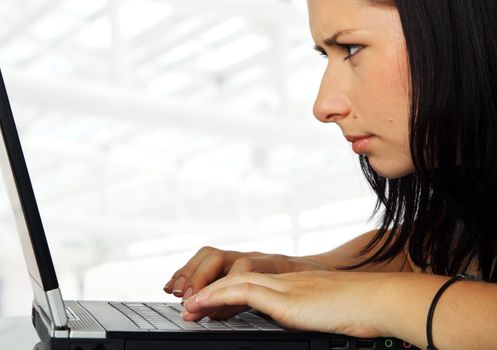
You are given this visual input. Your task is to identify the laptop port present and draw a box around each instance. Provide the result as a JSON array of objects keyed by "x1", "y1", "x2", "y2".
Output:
[
  {"x1": 357, "y1": 340, "x2": 375, "y2": 349},
  {"x1": 329, "y1": 340, "x2": 348, "y2": 350}
]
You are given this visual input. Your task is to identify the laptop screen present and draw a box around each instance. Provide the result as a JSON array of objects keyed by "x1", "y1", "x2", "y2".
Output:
[{"x1": 0, "y1": 69, "x2": 59, "y2": 292}]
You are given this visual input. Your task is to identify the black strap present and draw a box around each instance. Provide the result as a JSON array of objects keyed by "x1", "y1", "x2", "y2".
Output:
[{"x1": 426, "y1": 273, "x2": 482, "y2": 350}]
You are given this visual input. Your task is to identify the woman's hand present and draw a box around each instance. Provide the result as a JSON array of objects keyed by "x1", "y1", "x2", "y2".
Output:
[
  {"x1": 164, "y1": 246, "x2": 328, "y2": 319},
  {"x1": 182, "y1": 271, "x2": 391, "y2": 339}
]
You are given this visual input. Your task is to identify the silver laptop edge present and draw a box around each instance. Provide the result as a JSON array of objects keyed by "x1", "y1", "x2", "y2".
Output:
[{"x1": 0, "y1": 72, "x2": 68, "y2": 329}]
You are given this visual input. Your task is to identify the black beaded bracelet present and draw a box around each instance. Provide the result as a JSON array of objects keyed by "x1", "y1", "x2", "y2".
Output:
[{"x1": 426, "y1": 273, "x2": 482, "y2": 350}]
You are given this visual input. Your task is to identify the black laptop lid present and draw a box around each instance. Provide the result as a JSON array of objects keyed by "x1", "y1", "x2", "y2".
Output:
[{"x1": 0, "y1": 69, "x2": 59, "y2": 292}]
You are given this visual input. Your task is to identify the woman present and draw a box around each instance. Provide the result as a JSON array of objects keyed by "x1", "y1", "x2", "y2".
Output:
[{"x1": 164, "y1": 1, "x2": 497, "y2": 349}]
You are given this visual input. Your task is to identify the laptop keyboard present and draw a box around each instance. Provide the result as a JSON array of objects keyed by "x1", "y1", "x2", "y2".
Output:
[{"x1": 110, "y1": 302, "x2": 284, "y2": 331}]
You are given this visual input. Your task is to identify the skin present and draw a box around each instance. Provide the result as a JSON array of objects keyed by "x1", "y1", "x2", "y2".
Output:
[
  {"x1": 310, "y1": 0, "x2": 414, "y2": 178},
  {"x1": 183, "y1": 270, "x2": 389, "y2": 337}
]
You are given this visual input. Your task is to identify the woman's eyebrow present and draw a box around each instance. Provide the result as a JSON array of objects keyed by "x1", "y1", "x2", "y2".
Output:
[{"x1": 313, "y1": 28, "x2": 358, "y2": 52}]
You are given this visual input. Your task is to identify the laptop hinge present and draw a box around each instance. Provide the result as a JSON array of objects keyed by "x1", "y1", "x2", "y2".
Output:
[
  {"x1": 31, "y1": 276, "x2": 68, "y2": 329},
  {"x1": 33, "y1": 302, "x2": 70, "y2": 339}
]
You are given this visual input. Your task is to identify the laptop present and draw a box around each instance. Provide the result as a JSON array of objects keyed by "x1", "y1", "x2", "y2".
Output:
[{"x1": 0, "y1": 69, "x2": 417, "y2": 350}]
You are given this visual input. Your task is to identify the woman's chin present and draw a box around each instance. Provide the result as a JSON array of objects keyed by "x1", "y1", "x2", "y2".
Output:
[{"x1": 369, "y1": 158, "x2": 415, "y2": 179}]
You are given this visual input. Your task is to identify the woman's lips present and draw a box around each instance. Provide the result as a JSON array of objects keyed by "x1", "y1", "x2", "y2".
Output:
[{"x1": 345, "y1": 135, "x2": 376, "y2": 154}]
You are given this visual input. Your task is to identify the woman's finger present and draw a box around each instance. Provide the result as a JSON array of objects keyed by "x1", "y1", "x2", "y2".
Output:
[
  {"x1": 181, "y1": 306, "x2": 219, "y2": 322},
  {"x1": 228, "y1": 255, "x2": 290, "y2": 275},
  {"x1": 184, "y1": 282, "x2": 287, "y2": 323},
  {"x1": 164, "y1": 246, "x2": 225, "y2": 295},
  {"x1": 200, "y1": 272, "x2": 291, "y2": 298},
  {"x1": 181, "y1": 305, "x2": 250, "y2": 322},
  {"x1": 181, "y1": 252, "x2": 228, "y2": 298},
  {"x1": 205, "y1": 306, "x2": 251, "y2": 320}
]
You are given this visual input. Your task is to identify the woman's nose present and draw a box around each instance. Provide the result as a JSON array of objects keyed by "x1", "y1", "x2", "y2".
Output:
[
  {"x1": 313, "y1": 73, "x2": 352, "y2": 123},
  {"x1": 313, "y1": 93, "x2": 352, "y2": 123}
]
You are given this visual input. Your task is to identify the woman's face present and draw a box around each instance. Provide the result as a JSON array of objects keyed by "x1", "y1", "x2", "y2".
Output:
[{"x1": 308, "y1": 0, "x2": 414, "y2": 178}]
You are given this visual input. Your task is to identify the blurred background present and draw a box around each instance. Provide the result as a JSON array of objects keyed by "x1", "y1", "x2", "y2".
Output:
[{"x1": 0, "y1": 0, "x2": 377, "y2": 316}]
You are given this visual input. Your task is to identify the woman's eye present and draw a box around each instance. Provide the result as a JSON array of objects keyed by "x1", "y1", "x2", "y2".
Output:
[
  {"x1": 339, "y1": 44, "x2": 362, "y2": 60},
  {"x1": 314, "y1": 44, "x2": 362, "y2": 60}
]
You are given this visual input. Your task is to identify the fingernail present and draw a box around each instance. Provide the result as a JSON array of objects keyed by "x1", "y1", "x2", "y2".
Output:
[
  {"x1": 182, "y1": 287, "x2": 194, "y2": 301},
  {"x1": 164, "y1": 278, "x2": 174, "y2": 291},
  {"x1": 173, "y1": 277, "x2": 186, "y2": 294}
]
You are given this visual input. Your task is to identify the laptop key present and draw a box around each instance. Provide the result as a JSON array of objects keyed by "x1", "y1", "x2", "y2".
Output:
[
  {"x1": 111, "y1": 303, "x2": 156, "y2": 329},
  {"x1": 237, "y1": 312, "x2": 284, "y2": 330},
  {"x1": 174, "y1": 321, "x2": 206, "y2": 331},
  {"x1": 198, "y1": 319, "x2": 231, "y2": 330},
  {"x1": 222, "y1": 318, "x2": 258, "y2": 331},
  {"x1": 144, "y1": 303, "x2": 208, "y2": 330}
]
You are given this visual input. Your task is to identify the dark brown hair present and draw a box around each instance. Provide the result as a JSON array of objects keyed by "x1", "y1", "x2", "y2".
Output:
[{"x1": 338, "y1": 0, "x2": 497, "y2": 281}]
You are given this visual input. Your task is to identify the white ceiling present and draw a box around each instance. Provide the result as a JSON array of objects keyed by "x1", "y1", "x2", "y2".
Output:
[{"x1": 0, "y1": 0, "x2": 375, "y2": 264}]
